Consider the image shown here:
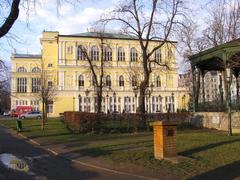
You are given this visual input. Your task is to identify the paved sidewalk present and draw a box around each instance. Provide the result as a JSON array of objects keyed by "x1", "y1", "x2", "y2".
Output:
[
  {"x1": 0, "y1": 126, "x2": 160, "y2": 180},
  {"x1": 0, "y1": 126, "x2": 183, "y2": 180}
]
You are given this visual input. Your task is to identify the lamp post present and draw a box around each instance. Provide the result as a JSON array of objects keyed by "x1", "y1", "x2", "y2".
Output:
[
  {"x1": 226, "y1": 67, "x2": 232, "y2": 136},
  {"x1": 85, "y1": 89, "x2": 90, "y2": 112},
  {"x1": 182, "y1": 94, "x2": 186, "y2": 110},
  {"x1": 113, "y1": 91, "x2": 116, "y2": 112},
  {"x1": 73, "y1": 97, "x2": 75, "y2": 111},
  {"x1": 133, "y1": 87, "x2": 138, "y2": 112}
]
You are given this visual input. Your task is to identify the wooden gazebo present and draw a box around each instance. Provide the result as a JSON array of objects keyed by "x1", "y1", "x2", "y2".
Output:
[
  {"x1": 189, "y1": 39, "x2": 240, "y2": 112},
  {"x1": 189, "y1": 39, "x2": 240, "y2": 136}
]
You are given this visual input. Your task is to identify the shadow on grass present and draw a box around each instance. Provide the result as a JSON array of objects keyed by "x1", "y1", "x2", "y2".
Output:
[
  {"x1": 180, "y1": 138, "x2": 240, "y2": 157},
  {"x1": 62, "y1": 140, "x2": 152, "y2": 159},
  {"x1": 27, "y1": 132, "x2": 71, "y2": 139},
  {"x1": 190, "y1": 160, "x2": 240, "y2": 180}
]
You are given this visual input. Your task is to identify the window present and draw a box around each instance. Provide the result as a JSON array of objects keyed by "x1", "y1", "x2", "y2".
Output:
[
  {"x1": 48, "y1": 64, "x2": 53, "y2": 67},
  {"x1": 117, "y1": 47, "x2": 125, "y2": 61},
  {"x1": 119, "y1": 75, "x2": 124, "y2": 87},
  {"x1": 79, "y1": 96, "x2": 82, "y2": 112},
  {"x1": 78, "y1": 75, "x2": 84, "y2": 87},
  {"x1": 156, "y1": 76, "x2": 161, "y2": 87},
  {"x1": 17, "y1": 67, "x2": 27, "y2": 72},
  {"x1": 48, "y1": 81, "x2": 53, "y2": 88},
  {"x1": 32, "y1": 67, "x2": 41, "y2": 73},
  {"x1": 67, "y1": 46, "x2": 73, "y2": 54},
  {"x1": 17, "y1": 78, "x2": 27, "y2": 93},
  {"x1": 91, "y1": 46, "x2": 99, "y2": 61},
  {"x1": 103, "y1": 46, "x2": 112, "y2": 61},
  {"x1": 47, "y1": 101, "x2": 53, "y2": 113},
  {"x1": 77, "y1": 45, "x2": 86, "y2": 60},
  {"x1": 154, "y1": 49, "x2": 161, "y2": 63},
  {"x1": 132, "y1": 75, "x2": 137, "y2": 87},
  {"x1": 32, "y1": 78, "x2": 41, "y2": 93},
  {"x1": 130, "y1": 47, "x2": 138, "y2": 62},
  {"x1": 106, "y1": 75, "x2": 111, "y2": 87}
]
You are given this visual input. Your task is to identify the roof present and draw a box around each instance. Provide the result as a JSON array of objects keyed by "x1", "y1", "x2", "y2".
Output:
[
  {"x1": 189, "y1": 38, "x2": 240, "y2": 60},
  {"x1": 59, "y1": 32, "x2": 177, "y2": 43},
  {"x1": 70, "y1": 32, "x2": 138, "y2": 39},
  {"x1": 189, "y1": 38, "x2": 240, "y2": 71},
  {"x1": 12, "y1": 54, "x2": 42, "y2": 59}
]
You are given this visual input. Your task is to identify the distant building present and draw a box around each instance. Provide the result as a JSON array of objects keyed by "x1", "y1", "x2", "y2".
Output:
[{"x1": 11, "y1": 31, "x2": 188, "y2": 116}]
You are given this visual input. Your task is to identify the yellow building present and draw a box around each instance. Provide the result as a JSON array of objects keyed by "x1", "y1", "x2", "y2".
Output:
[{"x1": 11, "y1": 31, "x2": 188, "y2": 116}]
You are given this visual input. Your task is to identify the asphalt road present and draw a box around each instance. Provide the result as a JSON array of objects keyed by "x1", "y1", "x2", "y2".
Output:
[{"x1": 0, "y1": 125, "x2": 151, "y2": 180}]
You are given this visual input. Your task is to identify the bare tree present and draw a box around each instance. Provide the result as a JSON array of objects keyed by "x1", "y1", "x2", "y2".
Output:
[
  {"x1": 0, "y1": 59, "x2": 10, "y2": 112},
  {"x1": 203, "y1": 0, "x2": 240, "y2": 47},
  {"x1": 78, "y1": 30, "x2": 111, "y2": 113},
  {"x1": 36, "y1": 61, "x2": 57, "y2": 130},
  {"x1": 101, "y1": 0, "x2": 185, "y2": 113}
]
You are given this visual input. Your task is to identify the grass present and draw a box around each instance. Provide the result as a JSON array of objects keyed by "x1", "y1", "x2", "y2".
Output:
[{"x1": 1, "y1": 118, "x2": 240, "y2": 178}]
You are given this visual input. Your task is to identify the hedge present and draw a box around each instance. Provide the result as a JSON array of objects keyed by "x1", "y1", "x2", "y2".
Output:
[{"x1": 63, "y1": 112, "x2": 192, "y2": 134}]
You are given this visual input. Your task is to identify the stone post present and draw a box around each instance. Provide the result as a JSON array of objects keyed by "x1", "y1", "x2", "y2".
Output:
[{"x1": 150, "y1": 121, "x2": 177, "y2": 160}]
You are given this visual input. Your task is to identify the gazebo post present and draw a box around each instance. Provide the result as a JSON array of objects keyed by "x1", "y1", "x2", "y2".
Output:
[
  {"x1": 201, "y1": 69, "x2": 205, "y2": 106},
  {"x1": 192, "y1": 66, "x2": 196, "y2": 112},
  {"x1": 219, "y1": 71, "x2": 224, "y2": 106},
  {"x1": 234, "y1": 70, "x2": 239, "y2": 107},
  {"x1": 225, "y1": 67, "x2": 232, "y2": 136}
]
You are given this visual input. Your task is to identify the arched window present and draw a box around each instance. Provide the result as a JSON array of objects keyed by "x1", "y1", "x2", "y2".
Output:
[
  {"x1": 78, "y1": 75, "x2": 84, "y2": 87},
  {"x1": 91, "y1": 46, "x2": 99, "y2": 61},
  {"x1": 77, "y1": 45, "x2": 86, "y2": 60},
  {"x1": 118, "y1": 47, "x2": 125, "y2": 61},
  {"x1": 130, "y1": 47, "x2": 138, "y2": 62},
  {"x1": 132, "y1": 75, "x2": 137, "y2": 87},
  {"x1": 103, "y1": 46, "x2": 112, "y2": 61},
  {"x1": 106, "y1": 75, "x2": 111, "y2": 87},
  {"x1": 154, "y1": 49, "x2": 161, "y2": 63},
  {"x1": 119, "y1": 75, "x2": 124, "y2": 87},
  {"x1": 156, "y1": 76, "x2": 161, "y2": 87},
  {"x1": 32, "y1": 67, "x2": 41, "y2": 73},
  {"x1": 17, "y1": 67, "x2": 27, "y2": 72}
]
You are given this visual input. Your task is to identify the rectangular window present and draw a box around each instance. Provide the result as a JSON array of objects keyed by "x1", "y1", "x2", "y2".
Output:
[
  {"x1": 17, "y1": 78, "x2": 27, "y2": 93},
  {"x1": 47, "y1": 101, "x2": 53, "y2": 113},
  {"x1": 48, "y1": 81, "x2": 53, "y2": 88},
  {"x1": 32, "y1": 78, "x2": 41, "y2": 93},
  {"x1": 48, "y1": 64, "x2": 53, "y2": 67}
]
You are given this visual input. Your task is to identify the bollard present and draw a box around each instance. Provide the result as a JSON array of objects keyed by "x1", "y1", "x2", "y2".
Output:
[{"x1": 150, "y1": 121, "x2": 177, "y2": 160}]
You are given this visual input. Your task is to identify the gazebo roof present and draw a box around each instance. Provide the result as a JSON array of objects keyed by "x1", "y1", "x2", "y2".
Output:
[{"x1": 189, "y1": 38, "x2": 240, "y2": 72}]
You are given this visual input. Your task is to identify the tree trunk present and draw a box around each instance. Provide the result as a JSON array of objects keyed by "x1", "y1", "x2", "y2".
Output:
[
  {"x1": 42, "y1": 102, "x2": 45, "y2": 131},
  {"x1": 139, "y1": 75, "x2": 149, "y2": 113},
  {"x1": 97, "y1": 89, "x2": 102, "y2": 114}
]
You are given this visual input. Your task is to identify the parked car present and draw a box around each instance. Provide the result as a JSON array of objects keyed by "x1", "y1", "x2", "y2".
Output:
[
  {"x1": 19, "y1": 111, "x2": 42, "y2": 119},
  {"x1": 3, "y1": 111, "x2": 11, "y2": 116},
  {"x1": 11, "y1": 106, "x2": 33, "y2": 117}
]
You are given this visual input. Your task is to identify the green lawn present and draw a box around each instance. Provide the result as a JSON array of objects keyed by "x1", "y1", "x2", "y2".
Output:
[{"x1": 1, "y1": 118, "x2": 240, "y2": 178}]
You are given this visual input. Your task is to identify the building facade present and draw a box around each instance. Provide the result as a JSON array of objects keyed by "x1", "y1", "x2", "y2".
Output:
[{"x1": 11, "y1": 31, "x2": 188, "y2": 116}]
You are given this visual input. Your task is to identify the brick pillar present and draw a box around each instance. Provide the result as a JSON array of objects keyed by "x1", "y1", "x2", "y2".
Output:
[{"x1": 150, "y1": 121, "x2": 177, "y2": 160}]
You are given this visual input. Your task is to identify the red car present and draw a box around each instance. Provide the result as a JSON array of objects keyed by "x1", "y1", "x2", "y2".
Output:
[{"x1": 11, "y1": 106, "x2": 33, "y2": 117}]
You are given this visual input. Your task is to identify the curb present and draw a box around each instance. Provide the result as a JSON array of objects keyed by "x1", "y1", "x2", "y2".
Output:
[{"x1": 3, "y1": 126, "x2": 157, "y2": 180}]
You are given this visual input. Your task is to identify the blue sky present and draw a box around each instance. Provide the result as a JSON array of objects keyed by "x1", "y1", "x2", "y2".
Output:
[
  {"x1": 0, "y1": 0, "x2": 207, "y2": 69},
  {"x1": 0, "y1": 0, "x2": 117, "y2": 64}
]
